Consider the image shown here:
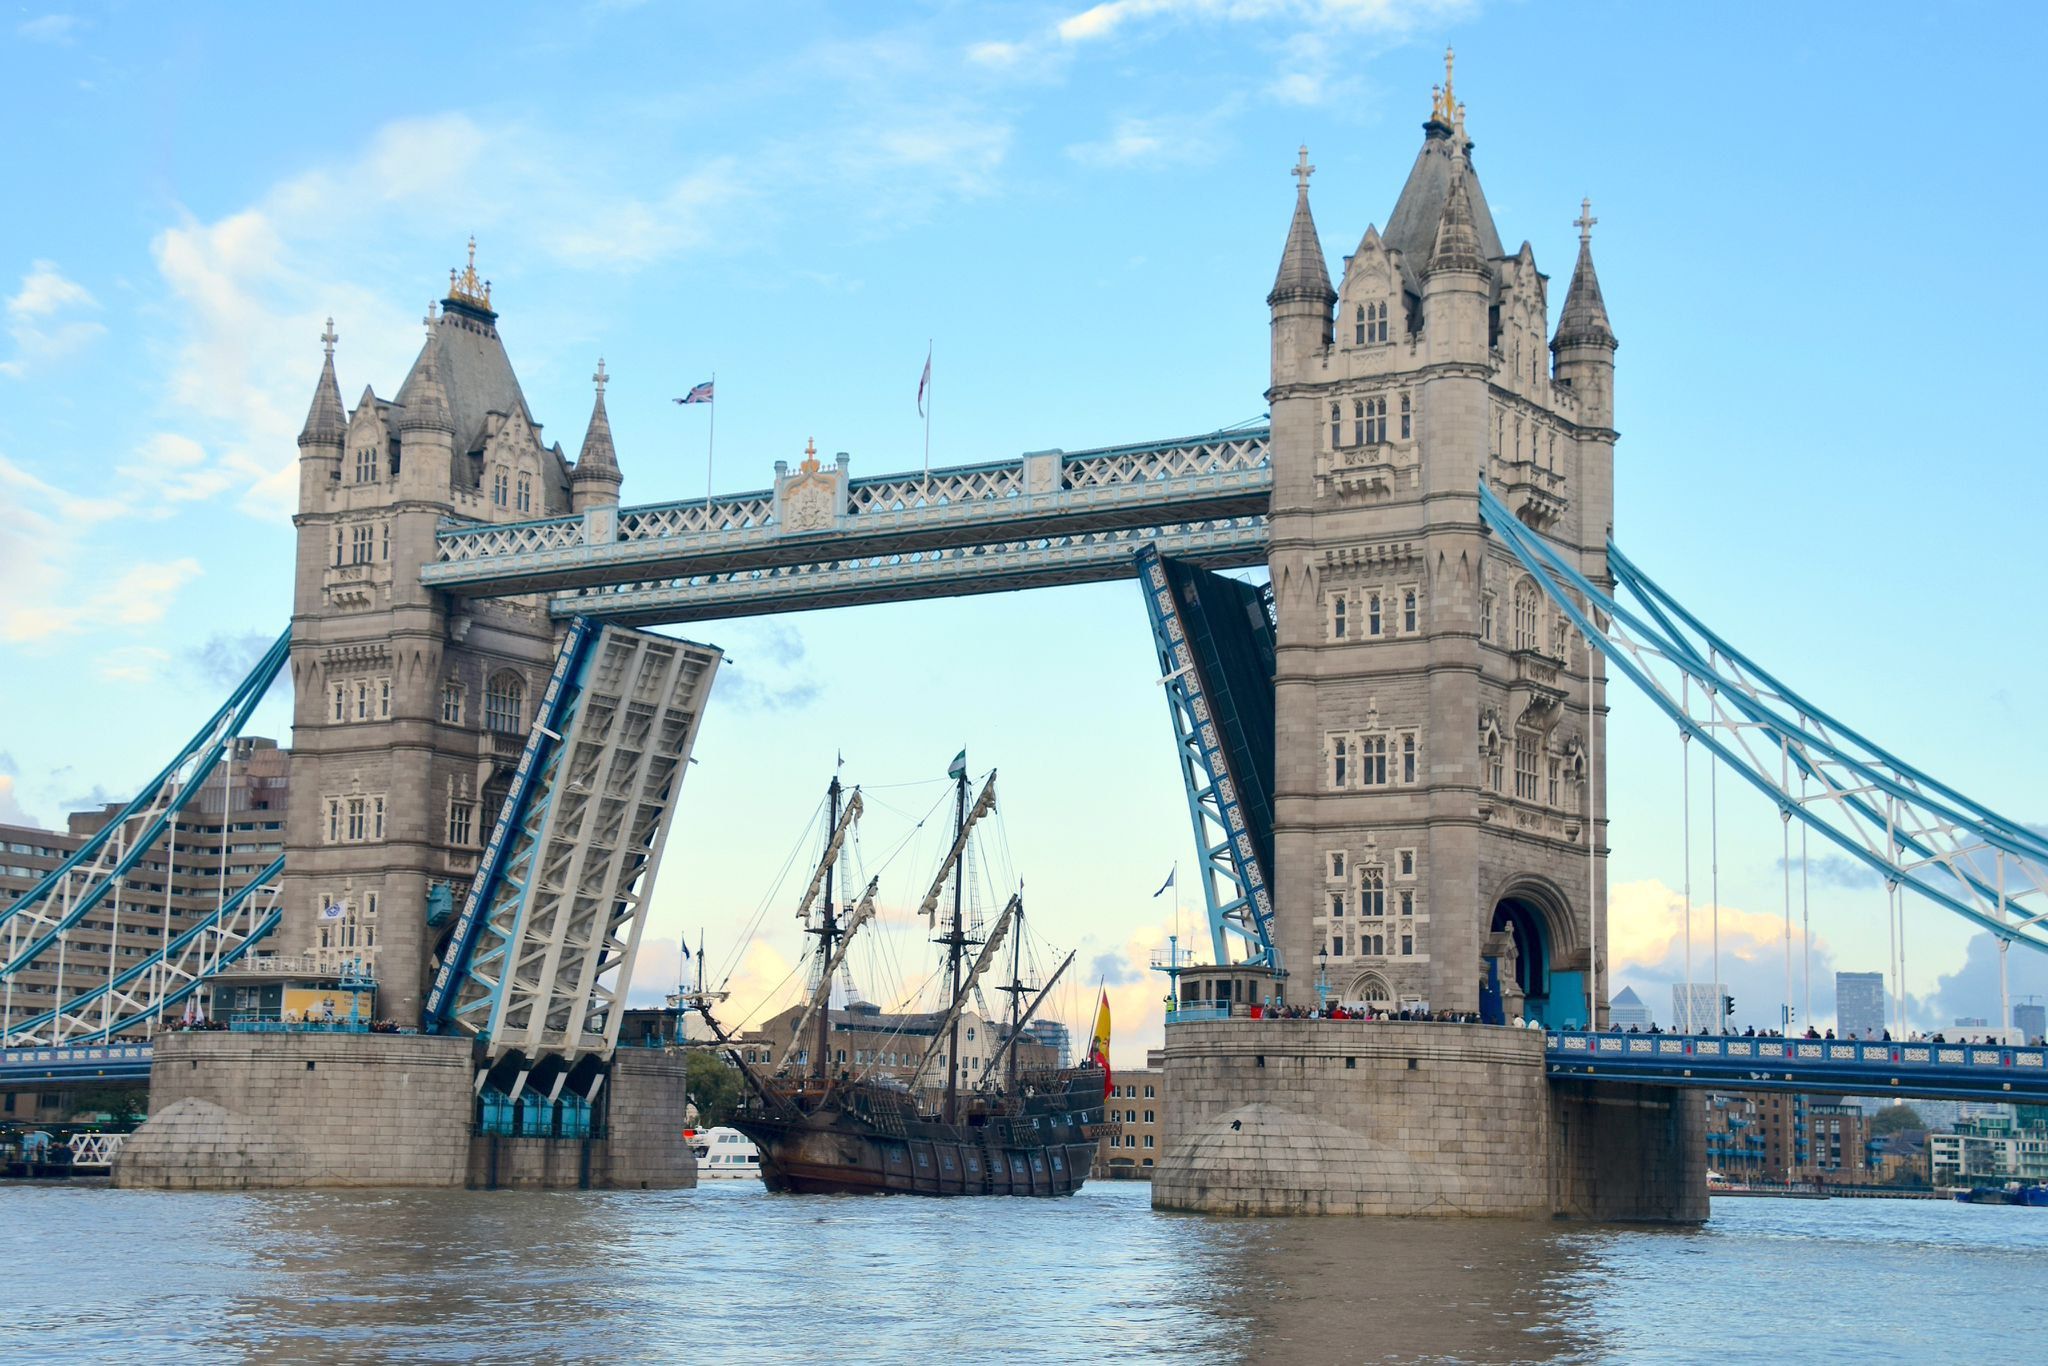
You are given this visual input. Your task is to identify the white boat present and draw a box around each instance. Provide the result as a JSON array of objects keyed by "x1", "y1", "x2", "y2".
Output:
[{"x1": 691, "y1": 1125, "x2": 763, "y2": 1180}]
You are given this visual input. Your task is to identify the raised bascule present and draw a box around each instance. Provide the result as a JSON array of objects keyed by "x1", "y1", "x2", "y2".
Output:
[{"x1": 5, "y1": 56, "x2": 2043, "y2": 1209}]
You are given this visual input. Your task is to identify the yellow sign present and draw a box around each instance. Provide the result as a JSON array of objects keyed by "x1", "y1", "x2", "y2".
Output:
[{"x1": 282, "y1": 988, "x2": 373, "y2": 1023}]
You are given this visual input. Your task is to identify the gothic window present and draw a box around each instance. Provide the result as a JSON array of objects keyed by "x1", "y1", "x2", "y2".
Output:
[
  {"x1": 1366, "y1": 397, "x2": 1388, "y2": 444},
  {"x1": 1548, "y1": 758, "x2": 1562, "y2": 808},
  {"x1": 1328, "y1": 850, "x2": 1346, "y2": 880},
  {"x1": 354, "y1": 681, "x2": 371, "y2": 722},
  {"x1": 325, "y1": 799, "x2": 341, "y2": 843},
  {"x1": 1353, "y1": 399, "x2": 1365, "y2": 446},
  {"x1": 1400, "y1": 392, "x2": 1412, "y2": 440},
  {"x1": 1480, "y1": 593, "x2": 1495, "y2": 643},
  {"x1": 515, "y1": 474, "x2": 532, "y2": 513},
  {"x1": 332, "y1": 528, "x2": 343, "y2": 567},
  {"x1": 1331, "y1": 737, "x2": 1349, "y2": 789},
  {"x1": 1355, "y1": 304, "x2": 1366, "y2": 346},
  {"x1": 440, "y1": 682, "x2": 464, "y2": 725},
  {"x1": 380, "y1": 523, "x2": 390, "y2": 561},
  {"x1": 1373, "y1": 302, "x2": 1390, "y2": 344},
  {"x1": 1400, "y1": 891, "x2": 1414, "y2": 917},
  {"x1": 1359, "y1": 734, "x2": 1388, "y2": 786},
  {"x1": 484, "y1": 672, "x2": 525, "y2": 735},
  {"x1": 1514, "y1": 731, "x2": 1540, "y2": 801},
  {"x1": 1332, "y1": 935, "x2": 1345, "y2": 958},
  {"x1": 1401, "y1": 732, "x2": 1417, "y2": 784},
  {"x1": 351, "y1": 524, "x2": 373, "y2": 565},
  {"x1": 1332, "y1": 595, "x2": 1348, "y2": 639},
  {"x1": 1401, "y1": 934, "x2": 1413, "y2": 955},
  {"x1": 1368, "y1": 592, "x2": 1382, "y2": 636},
  {"x1": 1512, "y1": 579, "x2": 1539, "y2": 651},
  {"x1": 1488, "y1": 739, "x2": 1504, "y2": 795},
  {"x1": 378, "y1": 678, "x2": 392, "y2": 719},
  {"x1": 346, "y1": 797, "x2": 367, "y2": 842},
  {"x1": 1361, "y1": 865, "x2": 1386, "y2": 918},
  {"x1": 482, "y1": 775, "x2": 511, "y2": 836},
  {"x1": 1397, "y1": 849, "x2": 1415, "y2": 878},
  {"x1": 1330, "y1": 403, "x2": 1342, "y2": 449},
  {"x1": 355, "y1": 448, "x2": 376, "y2": 483},
  {"x1": 1403, "y1": 588, "x2": 1418, "y2": 633},
  {"x1": 330, "y1": 683, "x2": 346, "y2": 723},
  {"x1": 1371, "y1": 933, "x2": 1385, "y2": 957},
  {"x1": 1329, "y1": 892, "x2": 1346, "y2": 919},
  {"x1": 371, "y1": 796, "x2": 386, "y2": 841},
  {"x1": 491, "y1": 469, "x2": 509, "y2": 507},
  {"x1": 448, "y1": 800, "x2": 475, "y2": 846}
]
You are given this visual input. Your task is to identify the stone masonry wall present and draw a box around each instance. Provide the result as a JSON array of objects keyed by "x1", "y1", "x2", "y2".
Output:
[
  {"x1": 603, "y1": 1047, "x2": 695, "y2": 1189},
  {"x1": 1153, "y1": 1020, "x2": 1704, "y2": 1221},
  {"x1": 116, "y1": 1031, "x2": 475, "y2": 1189}
]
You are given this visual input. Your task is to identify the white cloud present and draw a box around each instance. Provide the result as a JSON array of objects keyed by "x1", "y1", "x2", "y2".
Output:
[
  {"x1": 88, "y1": 559, "x2": 203, "y2": 629},
  {"x1": 0, "y1": 774, "x2": 37, "y2": 827},
  {"x1": 0, "y1": 260, "x2": 104, "y2": 377},
  {"x1": 1067, "y1": 114, "x2": 1222, "y2": 168},
  {"x1": 96, "y1": 645, "x2": 172, "y2": 683},
  {"x1": 1607, "y1": 877, "x2": 1834, "y2": 1030},
  {"x1": 16, "y1": 14, "x2": 80, "y2": 44}
]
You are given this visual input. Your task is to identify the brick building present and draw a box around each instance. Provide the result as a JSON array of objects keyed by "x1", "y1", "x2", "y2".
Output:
[{"x1": 1096, "y1": 1061, "x2": 1165, "y2": 1179}]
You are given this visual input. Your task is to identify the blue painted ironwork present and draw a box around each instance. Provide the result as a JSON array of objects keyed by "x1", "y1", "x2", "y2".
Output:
[
  {"x1": 1477, "y1": 481, "x2": 2048, "y2": 954},
  {"x1": 1547, "y1": 1029, "x2": 2048, "y2": 1105},
  {"x1": 0, "y1": 628, "x2": 289, "y2": 970},
  {"x1": 1136, "y1": 544, "x2": 1278, "y2": 969},
  {"x1": 4, "y1": 856, "x2": 287, "y2": 1046},
  {"x1": 422, "y1": 617, "x2": 596, "y2": 1032},
  {"x1": 0, "y1": 1042, "x2": 153, "y2": 1086}
]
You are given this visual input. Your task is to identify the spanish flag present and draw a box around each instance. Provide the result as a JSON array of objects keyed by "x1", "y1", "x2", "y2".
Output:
[{"x1": 1088, "y1": 988, "x2": 1113, "y2": 1097}]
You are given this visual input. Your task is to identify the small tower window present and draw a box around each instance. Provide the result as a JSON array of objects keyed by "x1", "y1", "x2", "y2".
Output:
[
  {"x1": 1353, "y1": 399, "x2": 1365, "y2": 446},
  {"x1": 1368, "y1": 592, "x2": 1382, "y2": 636},
  {"x1": 515, "y1": 474, "x2": 532, "y2": 513},
  {"x1": 484, "y1": 672, "x2": 526, "y2": 735},
  {"x1": 1332, "y1": 737, "x2": 1348, "y2": 789},
  {"x1": 355, "y1": 448, "x2": 376, "y2": 483},
  {"x1": 1332, "y1": 596, "x2": 1348, "y2": 639},
  {"x1": 1361, "y1": 866, "x2": 1386, "y2": 917},
  {"x1": 1329, "y1": 892, "x2": 1346, "y2": 919},
  {"x1": 1401, "y1": 891, "x2": 1414, "y2": 917},
  {"x1": 440, "y1": 682, "x2": 464, "y2": 725},
  {"x1": 1360, "y1": 734, "x2": 1388, "y2": 786},
  {"x1": 1513, "y1": 579, "x2": 1539, "y2": 651},
  {"x1": 1403, "y1": 588, "x2": 1418, "y2": 633},
  {"x1": 1480, "y1": 593, "x2": 1495, "y2": 643},
  {"x1": 1328, "y1": 851, "x2": 1346, "y2": 879},
  {"x1": 491, "y1": 470, "x2": 509, "y2": 507},
  {"x1": 1374, "y1": 302, "x2": 1390, "y2": 344},
  {"x1": 1400, "y1": 393, "x2": 1412, "y2": 440},
  {"x1": 1401, "y1": 732, "x2": 1417, "y2": 784},
  {"x1": 1367, "y1": 397, "x2": 1388, "y2": 444},
  {"x1": 1355, "y1": 304, "x2": 1366, "y2": 346},
  {"x1": 1330, "y1": 403, "x2": 1342, "y2": 449}
]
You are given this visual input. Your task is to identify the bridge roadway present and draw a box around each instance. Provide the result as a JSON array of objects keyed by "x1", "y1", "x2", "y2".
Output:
[
  {"x1": 419, "y1": 426, "x2": 1272, "y2": 621},
  {"x1": 0, "y1": 1041, "x2": 153, "y2": 1086},
  {"x1": 1547, "y1": 1029, "x2": 2048, "y2": 1105}
]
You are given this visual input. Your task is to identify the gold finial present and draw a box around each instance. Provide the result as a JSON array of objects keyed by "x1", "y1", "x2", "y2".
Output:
[
  {"x1": 449, "y1": 235, "x2": 491, "y2": 309},
  {"x1": 800, "y1": 437, "x2": 821, "y2": 474},
  {"x1": 1574, "y1": 197, "x2": 1597, "y2": 245},
  {"x1": 1292, "y1": 144, "x2": 1315, "y2": 193},
  {"x1": 320, "y1": 318, "x2": 337, "y2": 359},
  {"x1": 593, "y1": 357, "x2": 608, "y2": 395},
  {"x1": 1432, "y1": 45, "x2": 1457, "y2": 123}
]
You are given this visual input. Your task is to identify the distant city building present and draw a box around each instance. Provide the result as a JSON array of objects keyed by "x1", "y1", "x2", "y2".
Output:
[
  {"x1": 1931, "y1": 1110, "x2": 2048, "y2": 1187},
  {"x1": 1024, "y1": 1018, "x2": 1072, "y2": 1068},
  {"x1": 1835, "y1": 971, "x2": 1886, "y2": 1039},
  {"x1": 1704, "y1": 1090, "x2": 1876, "y2": 1184},
  {"x1": 1608, "y1": 986, "x2": 1651, "y2": 1030},
  {"x1": 1954, "y1": 1017, "x2": 1989, "y2": 1029},
  {"x1": 730, "y1": 1000, "x2": 1057, "y2": 1098},
  {"x1": 1096, "y1": 1058, "x2": 1165, "y2": 1179},
  {"x1": 1671, "y1": 983, "x2": 1727, "y2": 1032},
  {"x1": 2015, "y1": 1002, "x2": 2047, "y2": 1043}
]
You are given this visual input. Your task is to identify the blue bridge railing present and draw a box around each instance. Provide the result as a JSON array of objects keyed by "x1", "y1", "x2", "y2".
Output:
[{"x1": 1547, "y1": 1029, "x2": 2048, "y2": 1103}]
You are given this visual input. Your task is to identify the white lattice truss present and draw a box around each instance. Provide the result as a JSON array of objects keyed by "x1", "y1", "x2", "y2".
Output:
[
  {"x1": 451, "y1": 626, "x2": 719, "y2": 1078},
  {"x1": 68, "y1": 1132, "x2": 127, "y2": 1169},
  {"x1": 420, "y1": 427, "x2": 1273, "y2": 609},
  {"x1": 1480, "y1": 482, "x2": 2048, "y2": 955},
  {"x1": 3, "y1": 858, "x2": 284, "y2": 1046}
]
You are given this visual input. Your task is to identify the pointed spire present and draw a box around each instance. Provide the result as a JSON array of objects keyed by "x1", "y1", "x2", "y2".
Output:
[
  {"x1": 1426, "y1": 165, "x2": 1488, "y2": 277},
  {"x1": 573, "y1": 357, "x2": 620, "y2": 483},
  {"x1": 297, "y1": 318, "x2": 348, "y2": 449},
  {"x1": 397, "y1": 306, "x2": 453, "y2": 435},
  {"x1": 1269, "y1": 145, "x2": 1335, "y2": 308},
  {"x1": 1554, "y1": 198, "x2": 1616, "y2": 349}
]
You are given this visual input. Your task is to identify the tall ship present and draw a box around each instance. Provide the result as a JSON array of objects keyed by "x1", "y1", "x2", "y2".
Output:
[{"x1": 695, "y1": 758, "x2": 1111, "y2": 1196}]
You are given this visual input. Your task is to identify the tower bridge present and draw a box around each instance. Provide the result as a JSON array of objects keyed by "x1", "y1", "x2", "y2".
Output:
[{"x1": 6, "y1": 57, "x2": 2042, "y2": 1209}]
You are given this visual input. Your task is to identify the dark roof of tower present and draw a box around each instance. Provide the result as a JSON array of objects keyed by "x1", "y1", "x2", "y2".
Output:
[
  {"x1": 297, "y1": 347, "x2": 347, "y2": 449},
  {"x1": 395, "y1": 327, "x2": 454, "y2": 435},
  {"x1": 1385, "y1": 123, "x2": 1504, "y2": 287},
  {"x1": 1554, "y1": 238, "x2": 1616, "y2": 350},
  {"x1": 394, "y1": 308, "x2": 532, "y2": 453},
  {"x1": 1269, "y1": 178, "x2": 1336, "y2": 308},
  {"x1": 573, "y1": 381, "x2": 620, "y2": 484}
]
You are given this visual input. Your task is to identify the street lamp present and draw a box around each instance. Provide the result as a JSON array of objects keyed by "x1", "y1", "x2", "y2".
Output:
[{"x1": 1316, "y1": 947, "x2": 1330, "y2": 1010}]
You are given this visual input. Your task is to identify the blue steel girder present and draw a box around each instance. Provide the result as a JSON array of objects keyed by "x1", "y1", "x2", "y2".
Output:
[
  {"x1": 419, "y1": 426, "x2": 1272, "y2": 614},
  {"x1": 1547, "y1": 1030, "x2": 2048, "y2": 1106},
  {"x1": 1476, "y1": 481, "x2": 2048, "y2": 954},
  {"x1": 1136, "y1": 545, "x2": 1278, "y2": 969},
  {"x1": 0, "y1": 628, "x2": 290, "y2": 975}
]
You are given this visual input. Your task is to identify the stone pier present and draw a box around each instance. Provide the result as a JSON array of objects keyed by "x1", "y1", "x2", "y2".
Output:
[
  {"x1": 1152, "y1": 1021, "x2": 1704, "y2": 1221},
  {"x1": 113, "y1": 1031, "x2": 695, "y2": 1191}
]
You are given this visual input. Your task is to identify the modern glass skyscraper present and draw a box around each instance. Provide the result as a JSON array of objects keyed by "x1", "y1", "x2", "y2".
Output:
[{"x1": 1836, "y1": 972, "x2": 1886, "y2": 1038}]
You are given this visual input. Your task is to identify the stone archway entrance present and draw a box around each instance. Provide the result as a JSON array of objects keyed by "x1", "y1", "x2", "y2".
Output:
[
  {"x1": 1488, "y1": 885, "x2": 1580, "y2": 1029},
  {"x1": 1346, "y1": 971, "x2": 1394, "y2": 1009}
]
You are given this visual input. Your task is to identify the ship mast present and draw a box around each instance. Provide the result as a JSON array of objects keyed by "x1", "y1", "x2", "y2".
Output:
[
  {"x1": 942, "y1": 765, "x2": 969, "y2": 1123},
  {"x1": 999, "y1": 894, "x2": 1027, "y2": 1090},
  {"x1": 812, "y1": 775, "x2": 843, "y2": 1083}
]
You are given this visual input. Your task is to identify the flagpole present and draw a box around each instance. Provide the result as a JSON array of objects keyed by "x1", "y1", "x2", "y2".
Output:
[{"x1": 706, "y1": 371, "x2": 716, "y2": 509}]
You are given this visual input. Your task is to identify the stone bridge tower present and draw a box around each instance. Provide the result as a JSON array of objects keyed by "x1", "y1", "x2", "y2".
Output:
[
  {"x1": 283, "y1": 247, "x2": 625, "y2": 1024},
  {"x1": 1266, "y1": 57, "x2": 1618, "y2": 1025}
]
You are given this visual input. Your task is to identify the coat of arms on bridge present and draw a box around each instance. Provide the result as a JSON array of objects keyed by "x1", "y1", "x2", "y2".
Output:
[{"x1": 776, "y1": 439, "x2": 845, "y2": 534}]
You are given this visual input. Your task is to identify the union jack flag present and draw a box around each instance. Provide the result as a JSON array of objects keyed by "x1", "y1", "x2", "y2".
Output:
[{"x1": 674, "y1": 381, "x2": 714, "y2": 405}]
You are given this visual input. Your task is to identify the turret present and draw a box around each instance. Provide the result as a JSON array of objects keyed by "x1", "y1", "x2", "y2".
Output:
[
  {"x1": 395, "y1": 309, "x2": 455, "y2": 490},
  {"x1": 1551, "y1": 198, "x2": 1617, "y2": 428},
  {"x1": 1422, "y1": 164, "x2": 1492, "y2": 364},
  {"x1": 570, "y1": 358, "x2": 623, "y2": 513},
  {"x1": 1268, "y1": 145, "x2": 1335, "y2": 382},
  {"x1": 296, "y1": 319, "x2": 346, "y2": 512}
]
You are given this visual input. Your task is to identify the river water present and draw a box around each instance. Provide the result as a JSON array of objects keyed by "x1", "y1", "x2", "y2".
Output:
[{"x1": 2, "y1": 1181, "x2": 2042, "y2": 1362}]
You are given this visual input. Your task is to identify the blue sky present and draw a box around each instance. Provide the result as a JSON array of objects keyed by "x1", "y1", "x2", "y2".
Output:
[{"x1": 3, "y1": 1, "x2": 2046, "y2": 1056}]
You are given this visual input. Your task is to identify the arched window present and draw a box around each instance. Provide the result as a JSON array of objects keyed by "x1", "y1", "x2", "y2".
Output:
[
  {"x1": 355, "y1": 448, "x2": 377, "y2": 483},
  {"x1": 484, "y1": 671, "x2": 525, "y2": 735},
  {"x1": 1403, "y1": 588, "x2": 1417, "y2": 633},
  {"x1": 1353, "y1": 399, "x2": 1364, "y2": 446},
  {"x1": 1512, "y1": 579, "x2": 1539, "y2": 651},
  {"x1": 1360, "y1": 734, "x2": 1388, "y2": 786},
  {"x1": 1361, "y1": 865, "x2": 1386, "y2": 918},
  {"x1": 1332, "y1": 596, "x2": 1348, "y2": 639},
  {"x1": 1402, "y1": 732, "x2": 1417, "y2": 784},
  {"x1": 1371, "y1": 933, "x2": 1385, "y2": 956},
  {"x1": 1355, "y1": 304, "x2": 1366, "y2": 346},
  {"x1": 515, "y1": 474, "x2": 532, "y2": 513},
  {"x1": 1368, "y1": 592, "x2": 1382, "y2": 635},
  {"x1": 1375, "y1": 302, "x2": 1389, "y2": 344},
  {"x1": 1399, "y1": 392, "x2": 1412, "y2": 440},
  {"x1": 1479, "y1": 592, "x2": 1495, "y2": 642},
  {"x1": 1332, "y1": 737, "x2": 1348, "y2": 788},
  {"x1": 1330, "y1": 402, "x2": 1342, "y2": 449},
  {"x1": 1366, "y1": 397, "x2": 1388, "y2": 444}
]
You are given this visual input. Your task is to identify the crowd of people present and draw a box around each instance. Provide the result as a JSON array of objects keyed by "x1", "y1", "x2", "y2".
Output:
[
  {"x1": 1241, "y1": 1003, "x2": 1544, "y2": 1028},
  {"x1": 1584, "y1": 1022, "x2": 2040, "y2": 1047}
]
